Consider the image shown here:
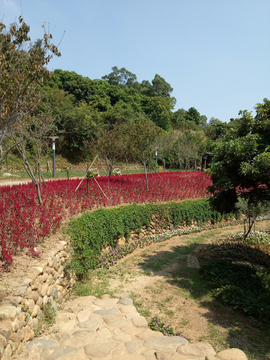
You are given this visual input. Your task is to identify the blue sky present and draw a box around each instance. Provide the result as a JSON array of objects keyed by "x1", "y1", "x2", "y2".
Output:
[{"x1": 1, "y1": 0, "x2": 270, "y2": 123}]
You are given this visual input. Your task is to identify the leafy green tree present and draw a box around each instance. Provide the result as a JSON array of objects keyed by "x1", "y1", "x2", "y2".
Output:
[
  {"x1": 94, "y1": 122, "x2": 126, "y2": 182},
  {"x1": 185, "y1": 107, "x2": 201, "y2": 125},
  {"x1": 209, "y1": 99, "x2": 270, "y2": 213},
  {"x1": 129, "y1": 118, "x2": 163, "y2": 189},
  {"x1": 102, "y1": 66, "x2": 137, "y2": 87},
  {"x1": 49, "y1": 69, "x2": 108, "y2": 105},
  {"x1": 171, "y1": 108, "x2": 186, "y2": 129},
  {"x1": 206, "y1": 120, "x2": 228, "y2": 140},
  {"x1": 10, "y1": 109, "x2": 54, "y2": 204},
  {"x1": 37, "y1": 86, "x2": 100, "y2": 160},
  {"x1": 155, "y1": 131, "x2": 178, "y2": 169},
  {"x1": 0, "y1": 16, "x2": 60, "y2": 162},
  {"x1": 236, "y1": 197, "x2": 269, "y2": 241},
  {"x1": 143, "y1": 96, "x2": 174, "y2": 131},
  {"x1": 200, "y1": 115, "x2": 208, "y2": 129},
  {"x1": 176, "y1": 130, "x2": 205, "y2": 170},
  {"x1": 49, "y1": 69, "x2": 176, "y2": 134},
  {"x1": 208, "y1": 117, "x2": 220, "y2": 126},
  {"x1": 101, "y1": 101, "x2": 143, "y2": 129},
  {"x1": 151, "y1": 74, "x2": 173, "y2": 97}
]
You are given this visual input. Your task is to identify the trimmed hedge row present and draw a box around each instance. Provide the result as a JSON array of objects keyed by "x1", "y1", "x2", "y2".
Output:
[{"x1": 67, "y1": 199, "x2": 239, "y2": 277}]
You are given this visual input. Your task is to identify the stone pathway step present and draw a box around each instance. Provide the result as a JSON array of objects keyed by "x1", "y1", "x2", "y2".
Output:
[{"x1": 15, "y1": 293, "x2": 248, "y2": 360}]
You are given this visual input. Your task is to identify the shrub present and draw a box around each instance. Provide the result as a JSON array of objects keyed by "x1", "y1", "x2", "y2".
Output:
[
  {"x1": 66, "y1": 199, "x2": 237, "y2": 279},
  {"x1": 200, "y1": 259, "x2": 270, "y2": 321}
]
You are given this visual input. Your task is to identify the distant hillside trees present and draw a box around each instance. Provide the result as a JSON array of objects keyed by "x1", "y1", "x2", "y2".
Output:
[{"x1": 6, "y1": 65, "x2": 226, "y2": 165}]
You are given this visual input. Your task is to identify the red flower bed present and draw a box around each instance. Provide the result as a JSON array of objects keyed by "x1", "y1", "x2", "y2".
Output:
[{"x1": 0, "y1": 171, "x2": 212, "y2": 270}]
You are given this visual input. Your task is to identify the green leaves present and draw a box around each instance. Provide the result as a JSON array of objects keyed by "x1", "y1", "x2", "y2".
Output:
[
  {"x1": 201, "y1": 259, "x2": 270, "y2": 321},
  {"x1": 209, "y1": 100, "x2": 270, "y2": 212},
  {"x1": 67, "y1": 199, "x2": 235, "y2": 279},
  {"x1": 0, "y1": 17, "x2": 60, "y2": 162}
]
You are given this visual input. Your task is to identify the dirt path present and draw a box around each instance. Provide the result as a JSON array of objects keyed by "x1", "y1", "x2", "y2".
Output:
[{"x1": 82, "y1": 220, "x2": 270, "y2": 359}]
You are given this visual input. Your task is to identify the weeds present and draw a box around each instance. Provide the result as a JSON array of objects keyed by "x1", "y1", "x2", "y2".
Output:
[
  {"x1": 149, "y1": 316, "x2": 189, "y2": 339},
  {"x1": 181, "y1": 317, "x2": 190, "y2": 326},
  {"x1": 130, "y1": 293, "x2": 152, "y2": 317},
  {"x1": 34, "y1": 303, "x2": 56, "y2": 337}
]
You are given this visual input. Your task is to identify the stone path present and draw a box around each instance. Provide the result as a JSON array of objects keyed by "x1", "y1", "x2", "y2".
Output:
[{"x1": 15, "y1": 294, "x2": 248, "y2": 360}]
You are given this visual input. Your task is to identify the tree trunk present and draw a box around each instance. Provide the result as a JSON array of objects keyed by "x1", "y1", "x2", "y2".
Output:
[
  {"x1": 243, "y1": 217, "x2": 255, "y2": 241},
  {"x1": 23, "y1": 159, "x2": 43, "y2": 204},
  {"x1": 35, "y1": 182, "x2": 43, "y2": 205},
  {"x1": 17, "y1": 145, "x2": 43, "y2": 204}
]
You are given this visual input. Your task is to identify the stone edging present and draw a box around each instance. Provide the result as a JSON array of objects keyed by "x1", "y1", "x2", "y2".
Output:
[
  {"x1": 0, "y1": 212, "x2": 259, "y2": 360},
  {"x1": 16, "y1": 294, "x2": 249, "y2": 360},
  {"x1": 0, "y1": 241, "x2": 74, "y2": 360}
]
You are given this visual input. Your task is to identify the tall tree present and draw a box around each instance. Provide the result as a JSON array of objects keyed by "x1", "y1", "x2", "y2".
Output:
[
  {"x1": 129, "y1": 118, "x2": 163, "y2": 189},
  {"x1": 209, "y1": 99, "x2": 270, "y2": 213},
  {"x1": 102, "y1": 66, "x2": 137, "y2": 87},
  {"x1": 172, "y1": 108, "x2": 186, "y2": 129},
  {"x1": 9, "y1": 105, "x2": 54, "y2": 204},
  {"x1": 185, "y1": 107, "x2": 201, "y2": 125},
  {"x1": 206, "y1": 118, "x2": 228, "y2": 140},
  {"x1": 151, "y1": 74, "x2": 173, "y2": 97},
  {"x1": 144, "y1": 96, "x2": 174, "y2": 131},
  {"x1": 0, "y1": 17, "x2": 60, "y2": 162},
  {"x1": 94, "y1": 122, "x2": 126, "y2": 182},
  {"x1": 200, "y1": 115, "x2": 208, "y2": 129}
]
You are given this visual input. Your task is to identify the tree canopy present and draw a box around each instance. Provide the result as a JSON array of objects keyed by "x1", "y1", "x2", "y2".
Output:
[
  {"x1": 0, "y1": 16, "x2": 60, "y2": 162},
  {"x1": 102, "y1": 66, "x2": 137, "y2": 87},
  {"x1": 209, "y1": 98, "x2": 270, "y2": 212}
]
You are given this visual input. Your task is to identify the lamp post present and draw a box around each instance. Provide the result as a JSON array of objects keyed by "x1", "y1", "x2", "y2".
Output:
[
  {"x1": 50, "y1": 136, "x2": 59, "y2": 178},
  {"x1": 155, "y1": 148, "x2": 158, "y2": 173}
]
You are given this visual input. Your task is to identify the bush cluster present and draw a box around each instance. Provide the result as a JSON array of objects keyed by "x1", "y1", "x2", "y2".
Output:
[
  {"x1": 200, "y1": 259, "x2": 270, "y2": 321},
  {"x1": 203, "y1": 231, "x2": 270, "y2": 268},
  {"x1": 66, "y1": 199, "x2": 238, "y2": 278}
]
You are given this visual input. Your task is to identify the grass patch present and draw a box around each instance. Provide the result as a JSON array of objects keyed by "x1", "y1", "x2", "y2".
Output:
[
  {"x1": 165, "y1": 309, "x2": 175, "y2": 317},
  {"x1": 34, "y1": 303, "x2": 57, "y2": 337},
  {"x1": 181, "y1": 317, "x2": 190, "y2": 326},
  {"x1": 130, "y1": 293, "x2": 152, "y2": 318},
  {"x1": 207, "y1": 322, "x2": 229, "y2": 351},
  {"x1": 72, "y1": 269, "x2": 113, "y2": 298}
]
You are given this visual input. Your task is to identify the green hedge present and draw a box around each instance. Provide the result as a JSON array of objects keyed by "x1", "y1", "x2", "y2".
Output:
[{"x1": 66, "y1": 199, "x2": 238, "y2": 278}]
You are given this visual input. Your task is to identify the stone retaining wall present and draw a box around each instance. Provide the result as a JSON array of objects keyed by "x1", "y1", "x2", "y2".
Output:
[
  {"x1": 114, "y1": 215, "x2": 201, "y2": 248},
  {"x1": 0, "y1": 240, "x2": 74, "y2": 360},
  {"x1": 0, "y1": 214, "x2": 238, "y2": 360},
  {"x1": 0, "y1": 215, "x2": 190, "y2": 360}
]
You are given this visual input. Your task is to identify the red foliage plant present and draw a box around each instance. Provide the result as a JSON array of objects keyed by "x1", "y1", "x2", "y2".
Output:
[{"x1": 0, "y1": 171, "x2": 212, "y2": 271}]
